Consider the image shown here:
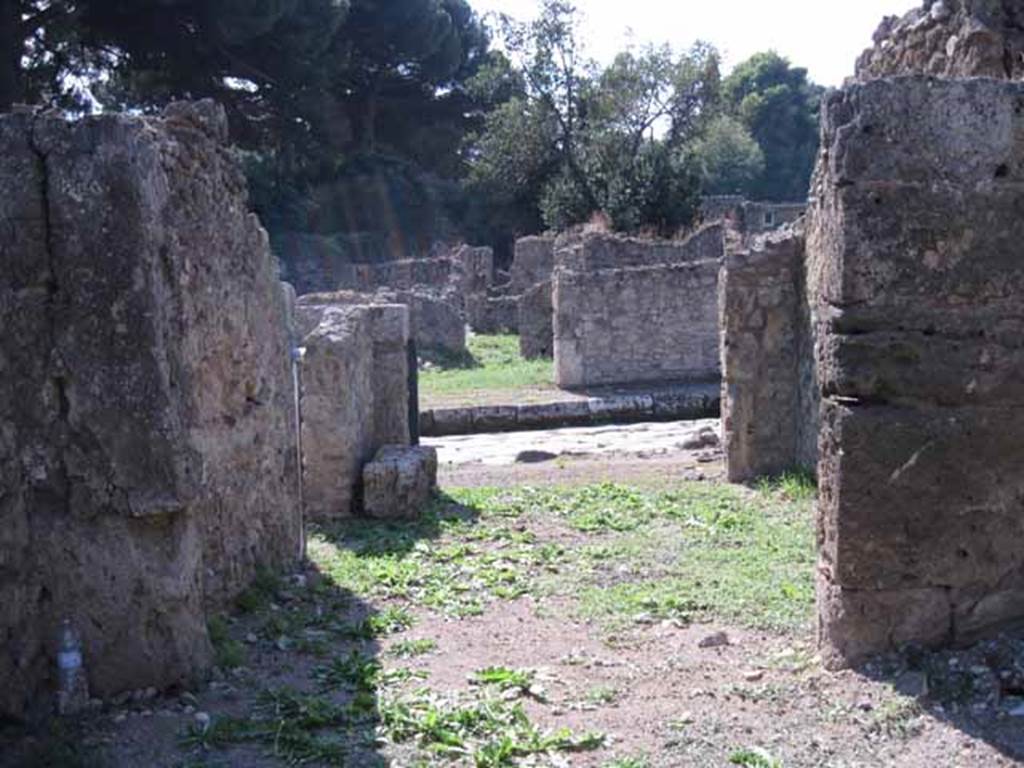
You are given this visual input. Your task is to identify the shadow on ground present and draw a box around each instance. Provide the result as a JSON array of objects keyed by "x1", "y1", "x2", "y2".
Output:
[{"x1": 0, "y1": 493, "x2": 482, "y2": 768}]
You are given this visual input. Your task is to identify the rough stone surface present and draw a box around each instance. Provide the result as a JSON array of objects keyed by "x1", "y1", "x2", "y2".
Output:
[
  {"x1": 0, "y1": 102, "x2": 301, "y2": 718},
  {"x1": 362, "y1": 445, "x2": 438, "y2": 520},
  {"x1": 466, "y1": 293, "x2": 518, "y2": 334},
  {"x1": 296, "y1": 301, "x2": 411, "y2": 520},
  {"x1": 856, "y1": 0, "x2": 1024, "y2": 81},
  {"x1": 555, "y1": 223, "x2": 724, "y2": 272},
  {"x1": 296, "y1": 306, "x2": 375, "y2": 520},
  {"x1": 510, "y1": 236, "x2": 555, "y2": 294},
  {"x1": 274, "y1": 231, "x2": 389, "y2": 296},
  {"x1": 810, "y1": 77, "x2": 1024, "y2": 667},
  {"x1": 518, "y1": 280, "x2": 553, "y2": 359},
  {"x1": 720, "y1": 225, "x2": 817, "y2": 482},
  {"x1": 337, "y1": 257, "x2": 461, "y2": 294},
  {"x1": 702, "y1": 197, "x2": 806, "y2": 236},
  {"x1": 300, "y1": 288, "x2": 465, "y2": 355},
  {"x1": 553, "y1": 258, "x2": 722, "y2": 389}
]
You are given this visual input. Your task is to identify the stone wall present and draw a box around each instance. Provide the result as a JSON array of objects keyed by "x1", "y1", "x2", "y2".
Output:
[
  {"x1": 811, "y1": 76, "x2": 1024, "y2": 667},
  {"x1": 518, "y1": 280, "x2": 553, "y2": 359},
  {"x1": 0, "y1": 102, "x2": 301, "y2": 718},
  {"x1": 719, "y1": 226, "x2": 817, "y2": 483},
  {"x1": 554, "y1": 258, "x2": 721, "y2": 388},
  {"x1": 856, "y1": 0, "x2": 1024, "y2": 80},
  {"x1": 702, "y1": 197, "x2": 806, "y2": 235},
  {"x1": 466, "y1": 294, "x2": 518, "y2": 334},
  {"x1": 510, "y1": 236, "x2": 555, "y2": 295},
  {"x1": 556, "y1": 223, "x2": 724, "y2": 272},
  {"x1": 300, "y1": 288, "x2": 465, "y2": 355},
  {"x1": 337, "y1": 257, "x2": 460, "y2": 294},
  {"x1": 274, "y1": 231, "x2": 389, "y2": 296},
  {"x1": 296, "y1": 301, "x2": 411, "y2": 520}
]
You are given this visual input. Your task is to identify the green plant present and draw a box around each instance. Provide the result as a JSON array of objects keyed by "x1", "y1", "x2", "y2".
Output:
[{"x1": 730, "y1": 746, "x2": 784, "y2": 768}]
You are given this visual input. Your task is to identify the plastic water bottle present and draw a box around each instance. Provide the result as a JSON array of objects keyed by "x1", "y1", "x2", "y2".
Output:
[{"x1": 56, "y1": 618, "x2": 89, "y2": 715}]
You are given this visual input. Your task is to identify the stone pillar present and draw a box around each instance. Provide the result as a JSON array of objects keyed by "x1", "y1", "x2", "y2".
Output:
[
  {"x1": 811, "y1": 77, "x2": 1024, "y2": 667},
  {"x1": 297, "y1": 306, "x2": 375, "y2": 520},
  {"x1": 720, "y1": 227, "x2": 816, "y2": 482},
  {"x1": 366, "y1": 304, "x2": 411, "y2": 446}
]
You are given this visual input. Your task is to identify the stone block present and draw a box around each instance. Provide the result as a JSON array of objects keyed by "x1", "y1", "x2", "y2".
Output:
[
  {"x1": 518, "y1": 280, "x2": 553, "y2": 360},
  {"x1": 362, "y1": 445, "x2": 438, "y2": 520}
]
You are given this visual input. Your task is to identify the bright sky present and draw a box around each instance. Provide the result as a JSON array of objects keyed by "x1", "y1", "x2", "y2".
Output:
[{"x1": 471, "y1": 0, "x2": 922, "y2": 86}]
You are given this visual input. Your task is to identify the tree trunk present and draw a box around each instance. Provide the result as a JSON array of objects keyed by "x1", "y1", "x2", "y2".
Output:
[{"x1": 0, "y1": 0, "x2": 21, "y2": 112}]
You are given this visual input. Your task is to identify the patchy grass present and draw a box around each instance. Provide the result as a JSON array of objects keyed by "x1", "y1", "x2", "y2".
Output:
[
  {"x1": 380, "y1": 692, "x2": 604, "y2": 766},
  {"x1": 419, "y1": 333, "x2": 554, "y2": 404}
]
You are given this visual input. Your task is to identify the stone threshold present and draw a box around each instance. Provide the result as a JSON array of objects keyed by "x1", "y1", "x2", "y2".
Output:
[{"x1": 419, "y1": 382, "x2": 721, "y2": 437}]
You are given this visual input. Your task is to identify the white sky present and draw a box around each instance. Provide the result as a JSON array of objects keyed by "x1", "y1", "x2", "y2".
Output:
[{"x1": 471, "y1": 0, "x2": 922, "y2": 86}]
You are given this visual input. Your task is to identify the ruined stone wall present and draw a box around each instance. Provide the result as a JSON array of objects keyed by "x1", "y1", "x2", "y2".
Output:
[
  {"x1": 466, "y1": 294, "x2": 518, "y2": 334},
  {"x1": 811, "y1": 77, "x2": 1024, "y2": 667},
  {"x1": 275, "y1": 231, "x2": 390, "y2": 296},
  {"x1": 554, "y1": 259, "x2": 721, "y2": 388},
  {"x1": 300, "y1": 288, "x2": 465, "y2": 355},
  {"x1": 556, "y1": 223, "x2": 724, "y2": 272},
  {"x1": 336, "y1": 257, "x2": 461, "y2": 294},
  {"x1": 720, "y1": 226, "x2": 817, "y2": 482},
  {"x1": 518, "y1": 280, "x2": 553, "y2": 359},
  {"x1": 0, "y1": 103, "x2": 301, "y2": 718},
  {"x1": 296, "y1": 301, "x2": 411, "y2": 520},
  {"x1": 510, "y1": 236, "x2": 555, "y2": 295},
  {"x1": 856, "y1": 0, "x2": 1024, "y2": 80}
]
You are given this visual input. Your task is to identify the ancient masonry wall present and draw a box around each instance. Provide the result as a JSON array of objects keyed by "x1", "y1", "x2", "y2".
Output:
[
  {"x1": 856, "y1": 0, "x2": 1024, "y2": 80},
  {"x1": 552, "y1": 225, "x2": 724, "y2": 388},
  {"x1": 301, "y1": 288, "x2": 464, "y2": 355},
  {"x1": 554, "y1": 260, "x2": 721, "y2": 388},
  {"x1": 719, "y1": 226, "x2": 817, "y2": 483},
  {"x1": 812, "y1": 77, "x2": 1024, "y2": 667},
  {"x1": 510, "y1": 236, "x2": 555, "y2": 295},
  {"x1": 518, "y1": 279, "x2": 553, "y2": 359},
  {"x1": 0, "y1": 103, "x2": 301, "y2": 718},
  {"x1": 296, "y1": 301, "x2": 411, "y2": 520},
  {"x1": 556, "y1": 223, "x2": 724, "y2": 272}
]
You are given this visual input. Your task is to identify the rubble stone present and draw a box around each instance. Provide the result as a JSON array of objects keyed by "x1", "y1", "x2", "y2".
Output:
[{"x1": 362, "y1": 445, "x2": 438, "y2": 520}]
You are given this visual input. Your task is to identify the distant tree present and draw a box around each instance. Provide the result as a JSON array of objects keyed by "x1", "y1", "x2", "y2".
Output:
[
  {"x1": 722, "y1": 51, "x2": 822, "y2": 201},
  {"x1": 688, "y1": 114, "x2": 765, "y2": 196},
  {"x1": 469, "y1": 1, "x2": 718, "y2": 237}
]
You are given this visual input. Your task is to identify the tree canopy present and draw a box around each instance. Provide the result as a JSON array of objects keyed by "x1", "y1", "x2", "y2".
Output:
[{"x1": 3, "y1": 1, "x2": 824, "y2": 269}]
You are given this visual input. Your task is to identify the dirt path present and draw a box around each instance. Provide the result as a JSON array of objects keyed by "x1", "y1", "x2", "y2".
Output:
[{"x1": 5, "y1": 463, "x2": 1023, "y2": 768}]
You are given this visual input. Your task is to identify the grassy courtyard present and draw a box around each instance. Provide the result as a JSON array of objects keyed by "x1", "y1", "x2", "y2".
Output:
[{"x1": 419, "y1": 334, "x2": 556, "y2": 409}]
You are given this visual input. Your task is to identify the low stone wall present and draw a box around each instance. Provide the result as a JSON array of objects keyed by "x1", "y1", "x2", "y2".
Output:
[
  {"x1": 420, "y1": 383, "x2": 720, "y2": 436},
  {"x1": 554, "y1": 259, "x2": 721, "y2": 388},
  {"x1": 0, "y1": 102, "x2": 301, "y2": 718},
  {"x1": 296, "y1": 302, "x2": 411, "y2": 520},
  {"x1": 337, "y1": 257, "x2": 460, "y2": 294},
  {"x1": 720, "y1": 227, "x2": 817, "y2": 482},
  {"x1": 510, "y1": 236, "x2": 555, "y2": 295},
  {"x1": 812, "y1": 77, "x2": 1024, "y2": 667},
  {"x1": 300, "y1": 288, "x2": 465, "y2": 355},
  {"x1": 556, "y1": 223, "x2": 724, "y2": 272},
  {"x1": 274, "y1": 231, "x2": 389, "y2": 296},
  {"x1": 466, "y1": 293, "x2": 518, "y2": 334},
  {"x1": 518, "y1": 280, "x2": 553, "y2": 359}
]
